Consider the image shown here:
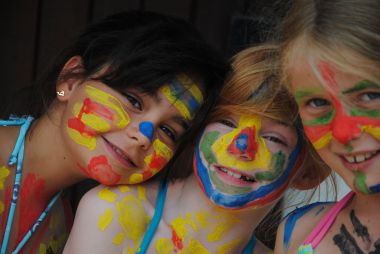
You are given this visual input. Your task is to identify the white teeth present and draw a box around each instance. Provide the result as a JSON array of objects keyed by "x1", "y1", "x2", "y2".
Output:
[
  {"x1": 218, "y1": 167, "x2": 254, "y2": 182},
  {"x1": 344, "y1": 151, "x2": 378, "y2": 164}
]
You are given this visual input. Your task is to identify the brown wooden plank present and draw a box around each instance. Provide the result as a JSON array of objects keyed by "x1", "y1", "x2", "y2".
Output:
[
  {"x1": 0, "y1": 0, "x2": 39, "y2": 113},
  {"x1": 91, "y1": 0, "x2": 140, "y2": 22}
]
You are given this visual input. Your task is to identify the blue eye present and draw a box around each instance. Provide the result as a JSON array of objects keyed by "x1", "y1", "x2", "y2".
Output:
[
  {"x1": 306, "y1": 98, "x2": 330, "y2": 108},
  {"x1": 361, "y1": 92, "x2": 380, "y2": 101},
  {"x1": 125, "y1": 93, "x2": 142, "y2": 110},
  {"x1": 160, "y1": 125, "x2": 177, "y2": 142}
]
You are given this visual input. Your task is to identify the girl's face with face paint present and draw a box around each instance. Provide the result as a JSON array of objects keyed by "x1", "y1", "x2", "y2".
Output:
[
  {"x1": 62, "y1": 74, "x2": 204, "y2": 185},
  {"x1": 290, "y1": 59, "x2": 380, "y2": 194},
  {"x1": 194, "y1": 113, "x2": 301, "y2": 209}
]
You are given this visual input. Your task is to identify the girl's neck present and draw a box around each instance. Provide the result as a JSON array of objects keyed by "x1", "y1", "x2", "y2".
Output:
[
  {"x1": 350, "y1": 191, "x2": 380, "y2": 217},
  {"x1": 21, "y1": 113, "x2": 85, "y2": 200}
]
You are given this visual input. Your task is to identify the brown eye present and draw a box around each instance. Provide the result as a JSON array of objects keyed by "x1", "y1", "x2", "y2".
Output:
[
  {"x1": 125, "y1": 93, "x2": 142, "y2": 110},
  {"x1": 160, "y1": 125, "x2": 177, "y2": 142},
  {"x1": 262, "y1": 135, "x2": 288, "y2": 147}
]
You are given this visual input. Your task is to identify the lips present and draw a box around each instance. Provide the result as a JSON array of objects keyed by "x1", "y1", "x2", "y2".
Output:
[
  {"x1": 214, "y1": 165, "x2": 256, "y2": 186},
  {"x1": 102, "y1": 136, "x2": 137, "y2": 168},
  {"x1": 340, "y1": 149, "x2": 380, "y2": 171}
]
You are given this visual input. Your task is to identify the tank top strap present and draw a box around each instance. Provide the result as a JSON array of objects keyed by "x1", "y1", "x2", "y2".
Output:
[
  {"x1": 303, "y1": 191, "x2": 354, "y2": 248},
  {"x1": 137, "y1": 178, "x2": 168, "y2": 254}
]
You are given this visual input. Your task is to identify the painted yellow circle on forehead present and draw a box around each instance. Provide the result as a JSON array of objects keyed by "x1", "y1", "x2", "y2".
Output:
[
  {"x1": 160, "y1": 74, "x2": 204, "y2": 121},
  {"x1": 211, "y1": 115, "x2": 271, "y2": 171}
]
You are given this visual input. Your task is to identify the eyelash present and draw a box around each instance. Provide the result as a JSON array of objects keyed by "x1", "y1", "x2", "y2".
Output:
[
  {"x1": 160, "y1": 125, "x2": 177, "y2": 142},
  {"x1": 262, "y1": 135, "x2": 287, "y2": 146},
  {"x1": 305, "y1": 98, "x2": 330, "y2": 108},
  {"x1": 125, "y1": 93, "x2": 142, "y2": 110},
  {"x1": 218, "y1": 119, "x2": 236, "y2": 128}
]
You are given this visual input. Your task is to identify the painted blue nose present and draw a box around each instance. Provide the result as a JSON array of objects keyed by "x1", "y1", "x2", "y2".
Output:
[{"x1": 139, "y1": 121, "x2": 154, "y2": 142}]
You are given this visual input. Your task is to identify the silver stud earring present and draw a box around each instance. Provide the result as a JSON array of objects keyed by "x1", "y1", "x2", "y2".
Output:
[{"x1": 57, "y1": 90, "x2": 65, "y2": 97}]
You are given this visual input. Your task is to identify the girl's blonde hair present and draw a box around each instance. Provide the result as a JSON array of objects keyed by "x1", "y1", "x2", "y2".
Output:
[{"x1": 280, "y1": 0, "x2": 380, "y2": 88}]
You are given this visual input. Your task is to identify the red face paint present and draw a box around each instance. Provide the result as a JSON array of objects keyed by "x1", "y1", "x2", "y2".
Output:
[
  {"x1": 83, "y1": 155, "x2": 121, "y2": 185},
  {"x1": 304, "y1": 62, "x2": 380, "y2": 145},
  {"x1": 227, "y1": 127, "x2": 257, "y2": 160},
  {"x1": 171, "y1": 226, "x2": 183, "y2": 252},
  {"x1": 68, "y1": 98, "x2": 114, "y2": 136}
]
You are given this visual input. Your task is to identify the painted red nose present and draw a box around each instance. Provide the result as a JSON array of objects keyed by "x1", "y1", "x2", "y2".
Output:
[{"x1": 227, "y1": 127, "x2": 258, "y2": 160}]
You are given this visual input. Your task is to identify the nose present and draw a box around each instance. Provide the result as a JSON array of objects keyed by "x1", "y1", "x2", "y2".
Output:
[
  {"x1": 128, "y1": 121, "x2": 154, "y2": 150},
  {"x1": 331, "y1": 108, "x2": 361, "y2": 145},
  {"x1": 227, "y1": 127, "x2": 257, "y2": 161}
]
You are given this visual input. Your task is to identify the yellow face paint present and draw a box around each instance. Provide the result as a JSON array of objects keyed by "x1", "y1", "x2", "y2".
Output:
[
  {"x1": 118, "y1": 185, "x2": 130, "y2": 193},
  {"x1": 362, "y1": 125, "x2": 380, "y2": 139},
  {"x1": 207, "y1": 214, "x2": 240, "y2": 242},
  {"x1": 116, "y1": 195, "x2": 150, "y2": 242},
  {"x1": 137, "y1": 186, "x2": 147, "y2": 201},
  {"x1": 172, "y1": 213, "x2": 198, "y2": 240},
  {"x1": 312, "y1": 131, "x2": 332, "y2": 150},
  {"x1": 85, "y1": 85, "x2": 130, "y2": 128},
  {"x1": 113, "y1": 232, "x2": 124, "y2": 245},
  {"x1": 0, "y1": 166, "x2": 10, "y2": 190},
  {"x1": 212, "y1": 115, "x2": 271, "y2": 171},
  {"x1": 195, "y1": 211, "x2": 210, "y2": 228},
  {"x1": 97, "y1": 208, "x2": 114, "y2": 231},
  {"x1": 73, "y1": 103, "x2": 111, "y2": 132},
  {"x1": 98, "y1": 187, "x2": 117, "y2": 203},
  {"x1": 179, "y1": 239, "x2": 210, "y2": 254},
  {"x1": 216, "y1": 239, "x2": 242, "y2": 254},
  {"x1": 160, "y1": 74, "x2": 204, "y2": 121},
  {"x1": 66, "y1": 127, "x2": 96, "y2": 150},
  {"x1": 155, "y1": 238, "x2": 174, "y2": 254},
  {"x1": 128, "y1": 139, "x2": 174, "y2": 184}
]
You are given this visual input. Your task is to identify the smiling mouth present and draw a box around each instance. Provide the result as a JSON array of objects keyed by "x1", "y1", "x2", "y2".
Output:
[
  {"x1": 102, "y1": 137, "x2": 137, "y2": 168},
  {"x1": 342, "y1": 150, "x2": 380, "y2": 164},
  {"x1": 215, "y1": 165, "x2": 256, "y2": 183}
]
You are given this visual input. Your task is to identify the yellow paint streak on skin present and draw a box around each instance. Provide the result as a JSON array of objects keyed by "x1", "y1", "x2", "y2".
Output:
[
  {"x1": 39, "y1": 243, "x2": 46, "y2": 254},
  {"x1": 98, "y1": 187, "x2": 117, "y2": 203},
  {"x1": 98, "y1": 208, "x2": 114, "y2": 231},
  {"x1": 312, "y1": 131, "x2": 332, "y2": 150},
  {"x1": 116, "y1": 194, "x2": 150, "y2": 242},
  {"x1": 0, "y1": 166, "x2": 10, "y2": 214},
  {"x1": 216, "y1": 239, "x2": 242, "y2": 254},
  {"x1": 179, "y1": 238, "x2": 210, "y2": 254},
  {"x1": 196, "y1": 211, "x2": 209, "y2": 228},
  {"x1": 172, "y1": 213, "x2": 197, "y2": 240},
  {"x1": 155, "y1": 238, "x2": 174, "y2": 254},
  {"x1": 67, "y1": 127, "x2": 96, "y2": 150},
  {"x1": 129, "y1": 173, "x2": 143, "y2": 184},
  {"x1": 85, "y1": 85, "x2": 130, "y2": 128},
  {"x1": 112, "y1": 232, "x2": 124, "y2": 245},
  {"x1": 0, "y1": 166, "x2": 10, "y2": 190},
  {"x1": 144, "y1": 139, "x2": 174, "y2": 169},
  {"x1": 160, "y1": 74, "x2": 203, "y2": 121},
  {"x1": 207, "y1": 215, "x2": 240, "y2": 242},
  {"x1": 137, "y1": 186, "x2": 147, "y2": 201},
  {"x1": 212, "y1": 115, "x2": 271, "y2": 171},
  {"x1": 122, "y1": 247, "x2": 135, "y2": 254},
  {"x1": 48, "y1": 207, "x2": 59, "y2": 230},
  {"x1": 118, "y1": 185, "x2": 130, "y2": 193},
  {"x1": 362, "y1": 125, "x2": 380, "y2": 139},
  {"x1": 73, "y1": 103, "x2": 111, "y2": 132}
]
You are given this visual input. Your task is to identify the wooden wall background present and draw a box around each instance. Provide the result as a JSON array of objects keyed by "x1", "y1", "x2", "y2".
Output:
[{"x1": 0, "y1": 0, "x2": 286, "y2": 112}]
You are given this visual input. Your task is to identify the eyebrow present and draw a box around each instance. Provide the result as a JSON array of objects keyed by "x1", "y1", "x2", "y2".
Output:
[
  {"x1": 294, "y1": 89, "x2": 317, "y2": 102},
  {"x1": 342, "y1": 80, "x2": 380, "y2": 94}
]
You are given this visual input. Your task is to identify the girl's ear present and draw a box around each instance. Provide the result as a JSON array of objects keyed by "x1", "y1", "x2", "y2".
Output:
[
  {"x1": 290, "y1": 149, "x2": 331, "y2": 190},
  {"x1": 56, "y1": 56, "x2": 84, "y2": 102}
]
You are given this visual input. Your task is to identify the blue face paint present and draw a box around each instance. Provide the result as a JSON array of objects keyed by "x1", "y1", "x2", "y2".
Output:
[
  {"x1": 369, "y1": 184, "x2": 380, "y2": 193},
  {"x1": 194, "y1": 129, "x2": 302, "y2": 209},
  {"x1": 236, "y1": 133, "x2": 248, "y2": 152},
  {"x1": 139, "y1": 121, "x2": 154, "y2": 142}
]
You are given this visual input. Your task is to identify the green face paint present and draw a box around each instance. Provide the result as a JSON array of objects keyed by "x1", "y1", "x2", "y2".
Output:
[
  {"x1": 304, "y1": 111, "x2": 335, "y2": 126},
  {"x1": 342, "y1": 80, "x2": 380, "y2": 94},
  {"x1": 294, "y1": 90, "x2": 314, "y2": 104},
  {"x1": 255, "y1": 151, "x2": 285, "y2": 181},
  {"x1": 354, "y1": 171, "x2": 369, "y2": 194},
  {"x1": 351, "y1": 108, "x2": 380, "y2": 118},
  {"x1": 200, "y1": 131, "x2": 220, "y2": 165},
  {"x1": 209, "y1": 170, "x2": 251, "y2": 195}
]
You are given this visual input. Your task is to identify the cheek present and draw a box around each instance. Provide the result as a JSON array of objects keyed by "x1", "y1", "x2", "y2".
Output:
[
  {"x1": 80, "y1": 155, "x2": 121, "y2": 185},
  {"x1": 129, "y1": 139, "x2": 174, "y2": 184}
]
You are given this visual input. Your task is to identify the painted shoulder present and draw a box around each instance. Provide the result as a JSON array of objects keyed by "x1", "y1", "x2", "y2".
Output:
[{"x1": 275, "y1": 201, "x2": 333, "y2": 253}]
